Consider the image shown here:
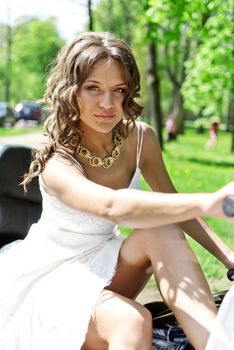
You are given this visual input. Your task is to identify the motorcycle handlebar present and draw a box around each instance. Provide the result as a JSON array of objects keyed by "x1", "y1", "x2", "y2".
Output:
[
  {"x1": 227, "y1": 269, "x2": 234, "y2": 281},
  {"x1": 223, "y1": 196, "x2": 234, "y2": 217},
  {"x1": 223, "y1": 197, "x2": 234, "y2": 281}
]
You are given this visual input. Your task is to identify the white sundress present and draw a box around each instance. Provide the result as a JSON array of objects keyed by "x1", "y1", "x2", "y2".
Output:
[
  {"x1": 205, "y1": 285, "x2": 234, "y2": 350},
  {"x1": 0, "y1": 124, "x2": 143, "y2": 350}
]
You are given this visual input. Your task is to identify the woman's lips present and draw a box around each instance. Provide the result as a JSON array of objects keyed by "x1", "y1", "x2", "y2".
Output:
[{"x1": 94, "y1": 114, "x2": 115, "y2": 121}]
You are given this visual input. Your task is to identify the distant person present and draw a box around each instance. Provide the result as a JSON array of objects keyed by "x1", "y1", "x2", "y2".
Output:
[
  {"x1": 166, "y1": 117, "x2": 177, "y2": 142},
  {"x1": 205, "y1": 117, "x2": 220, "y2": 150}
]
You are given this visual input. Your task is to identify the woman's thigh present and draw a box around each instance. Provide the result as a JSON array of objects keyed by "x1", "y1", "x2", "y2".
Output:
[
  {"x1": 105, "y1": 224, "x2": 188, "y2": 299},
  {"x1": 107, "y1": 224, "x2": 191, "y2": 299},
  {"x1": 106, "y1": 229, "x2": 154, "y2": 299}
]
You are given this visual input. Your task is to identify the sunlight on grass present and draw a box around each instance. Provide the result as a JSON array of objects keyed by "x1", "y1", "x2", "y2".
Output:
[{"x1": 0, "y1": 126, "x2": 43, "y2": 137}]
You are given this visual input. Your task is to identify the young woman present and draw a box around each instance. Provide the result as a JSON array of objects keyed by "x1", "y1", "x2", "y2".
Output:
[{"x1": 0, "y1": 32, "x2": 234, "y2": 350}]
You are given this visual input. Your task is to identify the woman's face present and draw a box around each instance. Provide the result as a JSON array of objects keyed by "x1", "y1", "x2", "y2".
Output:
[{"x1": 76, "y1": 59, "x2": 128, "y2": 134}]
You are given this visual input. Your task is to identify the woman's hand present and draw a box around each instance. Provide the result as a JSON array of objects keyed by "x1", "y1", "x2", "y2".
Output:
[
  {"x1": 205, "y1": 182, "x2": 234, "y2": 270},
  {"x1": 206, "y1": 182, "x2": 234, "y2": 220},
  {"x1": 223, "y1": 251, "x2": 234, "y2": 270}
]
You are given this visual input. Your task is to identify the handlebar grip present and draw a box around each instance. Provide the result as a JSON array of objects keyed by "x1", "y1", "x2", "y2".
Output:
[
  {"x1": 223, "y1": 196, "x2": 234, "y2": 217},
  {"x1": 227, "y1": 269, "x2": 234, "y2": 281}
]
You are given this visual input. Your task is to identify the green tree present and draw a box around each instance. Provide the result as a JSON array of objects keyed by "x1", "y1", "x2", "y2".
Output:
[
  {"x1": 143, "y1": 0, "x2": 233, "y2": 146},
  {"x1": 182, "y1": 0, "x2": 234, "y2": 124},
  {"x1": 0, "y1": 24, "x2": 12, "y2": 102},
  {"x1": 146, "y1": 0, "x2": 190, "y2": 133},
  {"x1": 146, "y1": 0, "x2": 217, "y2": 133},
  {"x1": 94, "y1": 0, "x2": 139, "y2": 43},
  {"x1": 181, "y1": 0, "x2": 234, "y2": 151},
  {"x1": 0, "y1": 16, "x2": 64, "y2": 104}
]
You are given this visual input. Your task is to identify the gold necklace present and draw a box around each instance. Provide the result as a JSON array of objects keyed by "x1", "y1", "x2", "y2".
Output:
[{"x1": 76, "y1": 131, "x2": 123, "y2": 168}]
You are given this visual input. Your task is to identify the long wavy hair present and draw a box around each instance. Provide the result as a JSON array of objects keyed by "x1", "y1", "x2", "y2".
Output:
[{"x1": 22, "y1": 31, "x2": 143, "y2": 189}]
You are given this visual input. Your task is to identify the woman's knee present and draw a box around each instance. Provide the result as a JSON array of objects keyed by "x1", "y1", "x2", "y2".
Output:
[
  {"x1": 123, "y1": 304, "x2": 152, "y2": 333},
  {"x1": 110, "y1": 304, "x2": 152, "y2": 346},
  {"x1": 134, "y1": 224, "x2": 186, "y2": 258},
  {"x1": 119, "y1": 225, "x2": 186, "y2": 274},
  {"x1": 86, "y1": 292, "x2": 152, "y2": 348},
  {"x1": 132, "y1": 224, "x2": 185, "y2": 246},
  {"x1": 150, "y1": 224, "x2": 185, "y2": 241}
]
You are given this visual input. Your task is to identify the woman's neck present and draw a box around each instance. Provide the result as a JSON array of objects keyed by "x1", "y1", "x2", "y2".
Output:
[{"x1": 79, "y1": 125, "x2": 114, "y2": 156}]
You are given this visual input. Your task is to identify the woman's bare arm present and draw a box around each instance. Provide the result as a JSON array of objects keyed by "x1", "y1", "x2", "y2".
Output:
[{"x1": 41, "y1": 150, "x2": 234, "y2": 231}]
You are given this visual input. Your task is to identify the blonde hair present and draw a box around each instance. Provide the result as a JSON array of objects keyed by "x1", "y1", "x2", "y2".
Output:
[{"x1": 22, "y1": 32, "x2": 143, "y2": 189}]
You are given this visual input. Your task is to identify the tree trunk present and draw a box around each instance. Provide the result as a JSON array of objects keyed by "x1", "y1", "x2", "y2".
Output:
[
  {"x1": 231, "y1": 125, "x2": 234, "y2": 153},
  {"x1": 165, "y1": 38, "x2": 190, "y2": 134},
  {"x1": 228, "y1": 98, "x2": 234, "y2": 152},
  {"x1": 173, "y1": 90, "x2": 186, "y2": 134},
  {"x1": 226, "y1": 97, "x2": 234, "y2": 132},
  {"x1": 148, "y1": 41, "x2": 163, "y2": 149},
  {"x1": 87, "y1": 0, "x2": 93, "y2": 31},
  {"x1": 119, "y1": 0, "x2": 132, "y2": 44},
  {"x1": 5, "y1": 22, "x2": 12, "y2": 103}
]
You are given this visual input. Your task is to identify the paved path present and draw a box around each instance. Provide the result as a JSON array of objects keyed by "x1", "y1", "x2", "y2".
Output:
[
  {"x1": 0, "y1": 130, "x2": 162, "y2": 305},
  {"x1": 137, "y1": 286, "x2": 161, "y2": 305},
  {"x1": 0, "y1": 130, "x2": 47, "y2": 149}
]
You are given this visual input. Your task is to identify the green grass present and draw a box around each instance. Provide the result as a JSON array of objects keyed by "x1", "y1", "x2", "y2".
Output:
[
  {"x1": 121, "y1": 128, "x2": 234, "y2": 292},
  {"x1": 0, "y1": 126, "x2": 42, "y2": 137}
]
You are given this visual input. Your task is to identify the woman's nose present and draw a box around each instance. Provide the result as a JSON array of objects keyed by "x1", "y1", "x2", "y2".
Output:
[{"x1": 99, "y1": 92, "x2": 113, "y2": 109}]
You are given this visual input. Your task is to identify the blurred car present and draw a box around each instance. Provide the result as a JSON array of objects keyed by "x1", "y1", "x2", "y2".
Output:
[
  {"x1": 40, "y1": 104, "x2": 52, "y2": 123},
  {"x1": 0, "y1": 102, "x2": 15, "y2": 127},
  {"x1": 14, "y1": 101, "x2": 42, "y2": 124}
]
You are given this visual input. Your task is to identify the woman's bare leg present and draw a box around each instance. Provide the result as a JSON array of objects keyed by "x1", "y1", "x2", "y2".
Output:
[
  {"x1": 84, "y1": 224, "x2": 217, "y2": 349},
  {"x1": 107, "y1": 225, "x2": 217, "y2": 350}
]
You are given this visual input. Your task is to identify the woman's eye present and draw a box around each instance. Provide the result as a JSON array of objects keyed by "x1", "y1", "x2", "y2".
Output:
[
  {"x1": 115, "y1": 88, "x2": 127, "y2": 94},
  {"x1": 87, "y1": 86, "x2": 99, "y2": 91}
]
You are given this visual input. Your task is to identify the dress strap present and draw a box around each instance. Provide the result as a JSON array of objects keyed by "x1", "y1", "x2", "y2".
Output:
[
  {"x1": 39, "y1": 152, "x2": 86, "y2": 197},
  {"x1": 136, "y1": 123, "x2": 143, "y2": 167},
  {"x1": 56, "y1": 151, "x2": 86, "y2": 175}
]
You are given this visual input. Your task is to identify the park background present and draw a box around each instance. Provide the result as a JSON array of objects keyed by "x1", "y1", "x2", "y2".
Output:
[{"x1": 0, "y1": 0, "x2": 234, "y2": 292}]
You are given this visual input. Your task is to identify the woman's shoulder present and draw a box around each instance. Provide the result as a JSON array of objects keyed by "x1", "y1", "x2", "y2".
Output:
[
  {"x1": 125, "y1": 121, "x2": 158, "y2": 151},
  {"x1": 134, "y1": 121, "x2": 161, "y2": 166},
  {"x1": 135, "y1": 121, "x2": 158, "y2": 144},
  {"x1": 125, "y1": 121, "x2": 159, "y2": 164},
  {"x1": 126, "y1": 120, "x2": 155, "y2": 136}
]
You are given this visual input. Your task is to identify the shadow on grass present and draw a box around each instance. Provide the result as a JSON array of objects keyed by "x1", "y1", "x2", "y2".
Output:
[
  {"x1": 174, "y1": 155, "x2": 234, "y2": 168},
  {"x1": 163, "y1": 147, "x2": 234, "y2": 168}
]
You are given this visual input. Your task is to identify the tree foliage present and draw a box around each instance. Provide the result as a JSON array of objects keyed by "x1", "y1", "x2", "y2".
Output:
[{"x1": 0, "y1": 16, "x2": 64, "y2": 103}]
